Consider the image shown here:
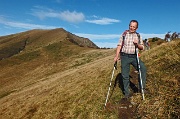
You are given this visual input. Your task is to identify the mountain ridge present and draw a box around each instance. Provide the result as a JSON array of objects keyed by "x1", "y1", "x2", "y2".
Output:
[{"x1": 0, "y1": 28, "x2": 99, "y2": 60}]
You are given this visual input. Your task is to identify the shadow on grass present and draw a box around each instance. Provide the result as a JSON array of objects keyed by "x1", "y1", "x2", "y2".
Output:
[{"x1": 109, "y1": 73, "x2": 139, "y2": 99}]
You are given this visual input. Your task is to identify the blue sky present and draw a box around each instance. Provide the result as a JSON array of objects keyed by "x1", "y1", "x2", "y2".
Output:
[{"x1": 0, "y1": 0, "x2": 179, "y2": 48}]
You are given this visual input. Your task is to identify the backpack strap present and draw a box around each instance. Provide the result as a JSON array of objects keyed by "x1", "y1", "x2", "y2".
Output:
[
  {"x1": 122, "y1": 30, "x2": 129, "y2": 40},
  {"x1": 120, "y1": 30, "x2": 129, "y2": 53},
  {"x1": 136, "y1": 32, "x2": 141, "y2": 44}
]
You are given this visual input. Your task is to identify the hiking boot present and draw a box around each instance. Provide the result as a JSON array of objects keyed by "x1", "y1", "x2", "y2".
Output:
[
  {"x1": 119, "y1": 93, "x2": 133, "y2": 103},
  {"x1": 131, "y1": 86, "x2": 139, "y2": 93},
  {"x1": 124, "y1": 93, "x2": 133, "y2": 99}
]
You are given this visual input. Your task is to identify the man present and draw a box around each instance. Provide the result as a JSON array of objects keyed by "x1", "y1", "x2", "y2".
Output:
[
  {"x1": 114, "y1": 20, "x2": 147, "y2": 99},
  {"x1": 144, "y1": 39, "x2": 150, "y2": 50}
]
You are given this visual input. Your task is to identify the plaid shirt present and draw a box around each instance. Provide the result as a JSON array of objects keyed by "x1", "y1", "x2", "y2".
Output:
[{"x1": 117, "y1": 31, "x2": 144, "y2": 54}]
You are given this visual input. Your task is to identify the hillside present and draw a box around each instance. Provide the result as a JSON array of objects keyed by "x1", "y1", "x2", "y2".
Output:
[
  {"x1": 0, "y1": 29, "x2": 179, "y2": 119},
  {"x1": 133, "y1": 39, "x2": 180, "y2": 118},
  {"x1": 0, "y1": 28, "x2": 99, "y2": 60}
]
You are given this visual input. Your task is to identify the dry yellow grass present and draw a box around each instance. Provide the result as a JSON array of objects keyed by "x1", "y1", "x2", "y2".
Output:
[
  {"x1": 0, "y1": 48, "x2": 118, "y2": 119},
  {"x1": 133, "y1": 39, "x2": 180, "y2": 118},
  {"x1": 0, "y1": 29, "x2": 179, "y2": 119}
]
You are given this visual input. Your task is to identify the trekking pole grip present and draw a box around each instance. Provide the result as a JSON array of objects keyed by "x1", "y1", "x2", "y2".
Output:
[{"x1": 114, "y1": 61, "x2": 117, "y2": 70}]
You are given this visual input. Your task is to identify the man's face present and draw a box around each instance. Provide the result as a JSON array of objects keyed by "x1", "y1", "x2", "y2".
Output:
[{"x1": 129, "y1": 22, "x2": 138, "y2": 33}]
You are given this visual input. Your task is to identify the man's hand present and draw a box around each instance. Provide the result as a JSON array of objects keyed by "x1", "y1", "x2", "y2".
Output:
[
  {"x1": 114, "y1": 56, "x2": 120, "y2": 62},
  {"x1": 133, "y1": 39, "x2": 144, "y2": 50},
  {"x1": 133, "y1": 39, "x2": 138, "y2": 47}
]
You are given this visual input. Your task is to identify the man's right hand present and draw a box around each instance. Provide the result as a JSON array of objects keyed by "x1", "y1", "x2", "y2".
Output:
[{"x1": 114, "y1": 56, "x2": 120, "y2": 62}]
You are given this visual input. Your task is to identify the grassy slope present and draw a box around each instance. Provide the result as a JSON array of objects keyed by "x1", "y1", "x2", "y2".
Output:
[
  {"x1": 0, "y1": 47, "x2": 116, "y2": 119},
  {"x1": 136, "y1": 39, "x2": 180, "y2": 118},
  {"x1": 0, "y1": 36, "x2": 179, "y2": 119},
  {"x1": 0, "y1": 29, "x2": 115, "y2": 118}
]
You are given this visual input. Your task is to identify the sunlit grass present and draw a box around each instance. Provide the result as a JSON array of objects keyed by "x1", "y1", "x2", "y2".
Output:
[
  {"x1": 0, "y1": 37, "x2": 179, "y2": 118},
  {"x1": 135, "y1": 39, "x2": 180, "y2": 118}
]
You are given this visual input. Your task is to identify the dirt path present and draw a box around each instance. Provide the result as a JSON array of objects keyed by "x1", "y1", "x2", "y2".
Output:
[{"x1": 105, "y1": 96, "x2": 140, "y2": 119}]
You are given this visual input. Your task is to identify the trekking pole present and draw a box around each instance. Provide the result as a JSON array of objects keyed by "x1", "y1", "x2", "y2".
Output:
[
  {"x1": 136, "y1": 47, "x2": 145, "y2": 100},
  {"x1": 104, "y1": 61, "x2": 117, "y2": 108}
]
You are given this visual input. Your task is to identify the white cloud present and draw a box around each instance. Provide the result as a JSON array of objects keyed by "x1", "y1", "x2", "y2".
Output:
[
  {"x1": 141, "y1": 33, "x2": 165, "y2": 39},
  {"x1": 31, "y1": 6, "x2": 120, "y2": 25},
  {"x1": 74, "y1": 33, "x2": 119, "y2": 40},
  {"x1": 75, "y1": 32, "x2": 165, "y2": 40},
  {"x1": 31, "y1": 6, "x2": 85, "y2": 23},
  {"x1": 74, "y1": 32, "x2": 166, "y2": 48},
  {"x1": 74, "y1": 33, "x2": 119, "y2": 48},
  {"x1": 86, "y1": 17, "x2": 120, "y2": 25},
  {"x1": 31, "y1": 6, "x2": 55, "y2": 20},
  {"x1": 59, "y1": 11, "x2": 85, "y2": 23},
  {"x1": 0, "y1": 17, "x2": 59, "y2": 29},
  {"x1": 94, "y1": 42, "x2": 117, "y2": 48}
]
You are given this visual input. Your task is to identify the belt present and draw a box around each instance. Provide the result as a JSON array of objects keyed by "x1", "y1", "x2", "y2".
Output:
[{"x1": 120, "y1": 52, "x2": 136, "y2": 58}]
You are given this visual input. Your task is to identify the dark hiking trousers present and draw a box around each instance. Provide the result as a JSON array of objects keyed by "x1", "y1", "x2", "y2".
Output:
[{"x1": 120, "y1": 52, "x2": 147, "y2": 96}]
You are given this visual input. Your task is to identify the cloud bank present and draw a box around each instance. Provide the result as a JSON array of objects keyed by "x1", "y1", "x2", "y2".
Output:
[
  {"x1": 31, "y1": 6, "x2": 85, "y2": 23},
  {"x1": 0, "y1": 17, "x2": 58, "y2": 29},
  {"x1": 75, "y1": 32, "x2": 166, "y2": 48},
  {"x1": 31, "y1": 6, "x2": 120, "y2": 25},
  {"x1": 85, "y1": 17, "x2": 120, "y2": 25}
]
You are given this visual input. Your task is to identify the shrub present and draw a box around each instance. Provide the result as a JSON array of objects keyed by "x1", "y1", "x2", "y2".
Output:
[{"x1": 152, "y1": 37, "x2": 159, "y2": 42}]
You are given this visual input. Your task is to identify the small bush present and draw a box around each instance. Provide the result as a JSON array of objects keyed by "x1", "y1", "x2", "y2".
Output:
[{"x1": 152, "y1": 37, "x2": 159, "y2": 42}]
